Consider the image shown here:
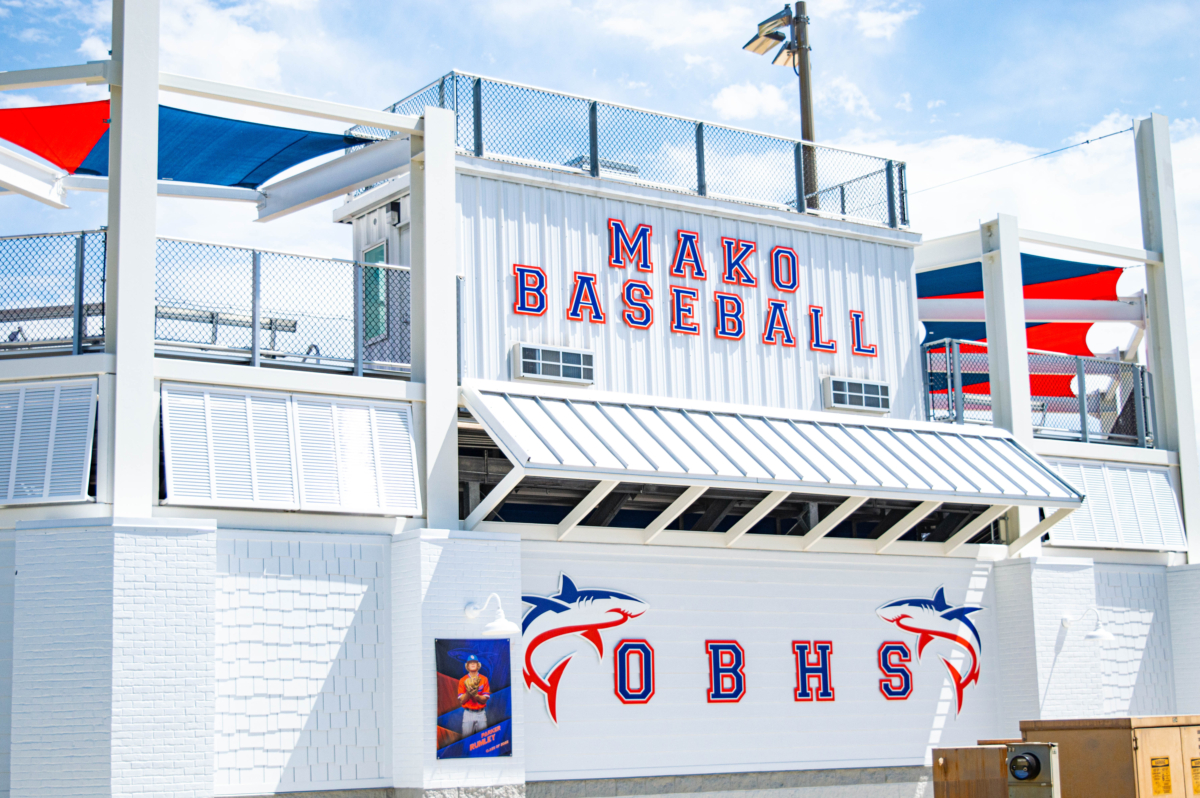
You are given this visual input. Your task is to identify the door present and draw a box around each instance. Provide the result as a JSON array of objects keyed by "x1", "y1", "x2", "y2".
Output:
[
  {"x1": 1135, "y1": 727, "x2": 1186, "y2": 797},
  {"x1": 1180, "y1": 726, "x2": 1200, "y2": 798}
]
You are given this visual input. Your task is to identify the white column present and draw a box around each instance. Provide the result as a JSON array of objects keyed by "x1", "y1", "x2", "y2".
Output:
[
  {"x1": 1135, "y1": 114, "x2": 1200, "y2": 563},
  {"x1": 980, "y1": 214, "x2": 1038, "y2": 547},
  {"x1": 104, "y1": 0, "x2": 160, "y2": 518},
  {"x1": 409, "y1": 107, "x2": 460, "y2": 529}
]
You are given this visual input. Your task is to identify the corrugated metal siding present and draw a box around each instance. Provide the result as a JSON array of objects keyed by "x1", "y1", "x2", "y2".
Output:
[{"x1": 456, "y1": 173, "x2": 921, "y2": 417}]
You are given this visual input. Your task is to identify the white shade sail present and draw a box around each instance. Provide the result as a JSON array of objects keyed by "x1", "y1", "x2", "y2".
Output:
[{"x1": 462, "y1": 381, "x2": 1082, "y2": 509}]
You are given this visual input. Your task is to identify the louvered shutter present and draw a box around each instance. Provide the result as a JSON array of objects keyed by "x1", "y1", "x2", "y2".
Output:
[
  {"x1": 162, "y1": 383, "x2": 418, "y2": 516},
  {"x1": 1047, "y1": 458, "x2": 1187, "y2": 551},
  {"x1": 0, "y1": 379, "x2": 97, "y2": 506}
]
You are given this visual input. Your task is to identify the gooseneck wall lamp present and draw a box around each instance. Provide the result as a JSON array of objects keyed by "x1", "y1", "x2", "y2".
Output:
[{"x1": 464, "y1": 593, "x2": 521, "y2": 638}]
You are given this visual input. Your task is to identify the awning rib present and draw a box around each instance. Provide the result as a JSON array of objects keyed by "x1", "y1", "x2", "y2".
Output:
[{"x1": 461, "y1": 381, "x2": 1084, "y2": 510}]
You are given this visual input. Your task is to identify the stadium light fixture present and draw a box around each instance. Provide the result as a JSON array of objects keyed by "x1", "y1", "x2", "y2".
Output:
[{"x1": 742, "y1": 3, "x2": 815, "y2": 144}]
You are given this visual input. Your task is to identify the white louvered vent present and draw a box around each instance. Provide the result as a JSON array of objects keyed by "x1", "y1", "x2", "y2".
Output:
[
  {"x1": 1046, "y1": 458, "x2": 1187, "y2": 551},
  {"x1": 0, "y1": 378, "x2": 97, "y2": 506},
  {"x1": 162, "y1": 383, "x2": 420, "y2": 516}
]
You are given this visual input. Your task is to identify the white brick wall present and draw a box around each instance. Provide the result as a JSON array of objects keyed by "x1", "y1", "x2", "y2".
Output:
[
  {"x1": 1093, "y1": 564, "x2": 1175, "y2": 716},
  {"x1": 1167, "y1": 564, "x2": 1200, "y2": 713},
  {"x1": 993, "y1": 560, "x2": 1040, "y2": 736},
  {"x1": 11, "y1": 525, "x2": 115, "y2": 798},
  {"x1": 0, "y1": 532, "x2": 14, "y2": 798},
  {"x1": 1028, "y1": 558, "x2": 1103, "y2": 719},
  {"x1": 111, "y1": 526, "x2": 216, "y2": 798},
  {"x1": 392, "y1": 529, "x2": 525, "y2": 792},
  {"x1": 214, "y1": 531, "x2": 390, "y2": 796}
]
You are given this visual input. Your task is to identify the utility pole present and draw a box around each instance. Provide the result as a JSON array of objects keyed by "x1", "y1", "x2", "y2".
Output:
[{"x1": 794, "y1": 2, "x2": 815, "y2": 144}]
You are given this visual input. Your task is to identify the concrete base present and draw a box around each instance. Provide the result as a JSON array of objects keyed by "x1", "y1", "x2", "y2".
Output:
[{"x1": 530, "y1": 769, "x2": 931, "y2": 798}]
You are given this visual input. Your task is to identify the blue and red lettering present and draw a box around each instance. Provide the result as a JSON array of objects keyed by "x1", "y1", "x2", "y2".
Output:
[
  {"x1": 793, "y1": 640, "x2": 835, "y2": 701},
  {"x1": 720, "y1": 237, "x2": 758, "y2": 287},
  {"x1": 877, "y1": 641, "x2": 913, "y2": 700},
  {"x1": 614, "y1": 639, "x2": 655, "y2": 704},
  {"x1": 566, "y1": 272, "x2": 606, "y2": 323},
  {"x1": 808, "y1": 305, "x2": 837, "y2": 352},
  {"x1": 770, "y1": 246, "x2": 799, "y2": 292},
  {"x1": 713, "y1": 292, "x2": 745, "y2": 340},
  {"x1": 850, "y1": 310, "x2": 878, "y2": 357},
  {"x1": 622, "y1": 280, "x2": 653, "y2": 329},
  {"x1": 512, "y1": 264, "x2": 547, "y2": 316},
  {"x1": 670, "y1": 230, "x2": 706, "y2": 280},
  {"x1": 705, "y1": 640, "x2": 746, "y2": 703},
  {"x1": 762, "y1": 299, "x2": 796, "y2": 347},
  {"x1": 609, "y1": 219, "x2": 653, "y2": 272},
  {"x1": 670, "y1": 286, "x2": 700, "y2": 335}
]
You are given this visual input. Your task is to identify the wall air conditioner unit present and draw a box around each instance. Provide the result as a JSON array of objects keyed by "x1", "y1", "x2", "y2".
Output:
[
  {"x1": 823, "y1": 376, "x2": 890, "y2": 414},
  {"x1": 514, "y1": 343, "x2": 595, "y2": 385}
]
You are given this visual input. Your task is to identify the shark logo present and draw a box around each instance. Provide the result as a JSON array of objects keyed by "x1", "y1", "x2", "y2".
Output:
[
  {"x1": 521, "y1": 574, "x2": 647, "y2": 724},
  {"x1": 876, "y1": 587, "x2": 983, "y2": 714}
]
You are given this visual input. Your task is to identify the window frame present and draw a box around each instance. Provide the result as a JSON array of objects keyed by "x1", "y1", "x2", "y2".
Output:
[{"x1": 361, "y1": 240, "x2": 389, "y2": 344}]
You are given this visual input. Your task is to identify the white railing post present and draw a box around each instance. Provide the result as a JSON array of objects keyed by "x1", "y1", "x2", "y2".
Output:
[
  {"x1": 250, "y1": 250, "x2": 262, "y2": 367},
  {"x1": 1076, "y1": 356, "x2": 1090, "y2": 443},
  {"x1": 72, "y1": 233, "x2": 84, "y2": 355},
  {"x1": 353, "y1": 262, "x2": 364, "y2": 377}
]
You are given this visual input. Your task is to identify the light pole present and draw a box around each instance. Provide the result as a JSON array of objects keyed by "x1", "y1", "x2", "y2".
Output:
[{"x1": 743, "y1": 4, "x2": 817, "y2": 209}]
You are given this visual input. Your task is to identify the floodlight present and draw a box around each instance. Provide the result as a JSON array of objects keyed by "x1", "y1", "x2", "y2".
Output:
[
  {"x1": 772, "y1": 43, "x2": 799, "y2": 67},
  {"x1": 757, "y1": 6, "x2": 793, "y2": 37},
  {"x1": 743, "y1": 30, "x2": 785, "y2": 55}
]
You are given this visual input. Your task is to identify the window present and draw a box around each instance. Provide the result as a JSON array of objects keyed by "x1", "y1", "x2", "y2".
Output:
[
  {"x1": 363, "y1": 243, "x2": 387, "y2": 341},
  {"x1": 161, "y1": 383, "x2": 421, "y2": 516},
  {"x1": 823, "y1": 376, "x2": 890, "y2": 413},
  {"x1": 1046, "y1": 459, "x2": 1186, "y2": 551},
  {"x1": 0, "y1": 378, "x2": 97, "y2": 506},
  {"x1": 516, "y1": 344, "x2": 594, "y2": 384}
]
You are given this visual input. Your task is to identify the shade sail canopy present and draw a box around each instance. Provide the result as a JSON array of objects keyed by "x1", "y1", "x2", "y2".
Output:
[
  {"x1": 461, "y1": 381, "x2": 1083, "y2": 509},
  {"x1": 0, "y1": 101, "x2": 376, "y2": 189}
]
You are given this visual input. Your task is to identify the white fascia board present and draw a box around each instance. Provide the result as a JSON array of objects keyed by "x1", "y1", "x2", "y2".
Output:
[
  {"x1": 333, "y1": 173, "x2": 411, "y2": 223},
  {"x1": 0, "y1": 61, "x2": 110, "y2": 91},
  {"x1": 919, "y1": 297, "x2": 1145, "y2": 324},
  {"x1": 0, "y1": 145, "x2": 67, "y2": 208},
  {"x1": 159, "y1": 72, "x2": 422, "y2": 135},
  {"x1": 63, "y1": 174, "x2": 263, "y2": 202},
  {"x1": 914, "y1": 230, "x2": 983, "y2": 272},
  {"x1": 256, "y1": 137, "x2": 411, "y2": 223},
  {"x1": 1019, "y1": 228, "x2": 1162, "y2": 265}
]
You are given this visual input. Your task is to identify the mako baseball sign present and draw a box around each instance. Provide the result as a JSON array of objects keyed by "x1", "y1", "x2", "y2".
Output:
[
  {"x1": 511, "y1": 218, "x2": 880, "y2": 356},
  {"x1": 521, "y1": 575, "x2": 984, "y2": 725}
]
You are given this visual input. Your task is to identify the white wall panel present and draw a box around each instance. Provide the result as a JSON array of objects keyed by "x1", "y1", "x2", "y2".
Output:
[
  {"x1": 520, "y1": 543, "x2": 999, "y2": 781},
  {"x1": 457, "y1": 175, "x2": 922, "y2": 418}
]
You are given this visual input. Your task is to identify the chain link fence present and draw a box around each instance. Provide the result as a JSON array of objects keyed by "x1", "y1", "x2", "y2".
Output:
[
  {"x1": 347, "y1": 71, "x2": 909, "y2": 229},
  {"x1": 0, "y1": 230, "x2": 105, "y2": 353},
  {"x1": 923, "y1": 339, "x2": 1157, "y2": 448},
  {"x1": 1, "y1": 231, "x2": 410, "y2": 375}
]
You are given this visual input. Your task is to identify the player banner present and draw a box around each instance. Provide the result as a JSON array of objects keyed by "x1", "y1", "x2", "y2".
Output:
[{"x1": 435, "y1": 638, "x2": 513, "y2": 759}]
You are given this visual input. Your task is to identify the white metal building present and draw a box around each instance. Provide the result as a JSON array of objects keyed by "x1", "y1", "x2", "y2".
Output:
[{"x1": 0, "y1": 3, "x2": 1198, "y2": 797}]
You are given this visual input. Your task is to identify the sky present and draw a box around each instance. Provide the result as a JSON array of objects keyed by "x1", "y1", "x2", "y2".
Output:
[{"x1": 1, "y1": 0, "x2": 1198, "y2": 355}]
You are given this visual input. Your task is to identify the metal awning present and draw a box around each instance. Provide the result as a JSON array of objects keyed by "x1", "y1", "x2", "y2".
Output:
[{"x1": 460, "y1": 380, "x2": 1082, "y2": 555}]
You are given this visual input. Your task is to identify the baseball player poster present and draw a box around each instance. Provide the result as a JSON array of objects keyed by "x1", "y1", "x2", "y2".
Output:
[{"x1": 435, "y1": 638, "x2": 513, "y2": 759}]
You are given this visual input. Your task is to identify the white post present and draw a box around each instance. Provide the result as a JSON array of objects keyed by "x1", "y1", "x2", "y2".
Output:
[
  {"x1": 1135, "y1": 114, "x2": 1200, "y2": 563},
  {"x1": 409, "y1": 107, "x2": 460, "y2": 529},
  {"x1": 104, "y1": 0, "x2": 160, "y2": 518},
  {"x1": 980, "y1": 214, "x2": 1039, "y2": 551}
]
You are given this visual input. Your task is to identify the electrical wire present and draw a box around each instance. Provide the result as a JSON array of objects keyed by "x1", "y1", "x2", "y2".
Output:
[{"x1": 910, "y1": 126, "x2": 1134, "y2": 195}]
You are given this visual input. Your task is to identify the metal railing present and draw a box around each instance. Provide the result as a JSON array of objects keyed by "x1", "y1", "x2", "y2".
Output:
[
  {"x1": 0, "y1": 230, "x2": 411, "y2": 377},
  {"x1": 923, "y1": 339, "x2": 1157, "y2": 448},
  {"x1": 349, "y1": 72, "x2": 909, "y2": 229}
]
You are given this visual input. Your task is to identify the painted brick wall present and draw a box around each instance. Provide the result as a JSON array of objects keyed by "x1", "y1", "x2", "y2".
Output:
[
  {"x1": 111, "y1": 526, "x2": 216, "y2": 798},
  {"x1": 993, "y1": 560, "x2": 1040, "y2": 737},
  {"x1": 1028, "y1": 558, "x2": 1103, "y2": 720},
  {"x1": 215, "y1": 532, "x2": 391, "y2": 796},
  {"x1": 392, "y1": 529, "x2": 525, "y2": 792},
  {"x1": 521, "y1": 543, "x2": 998, "y2": 782},
  {"x1": 11, "y1": 526, "x2": 115, "y2": 798},
  {"x1": 1093, "y1": 564, "x2": 1175, "y2": 716},
  {"x1": 1167, "y1": 564, "x2": 1200, "y2": 714}
]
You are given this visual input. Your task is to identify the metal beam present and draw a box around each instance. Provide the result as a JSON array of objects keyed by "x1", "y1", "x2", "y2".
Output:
[
  {"x1": 724, "y1": 491, "x2": 791, "y2": 547},
  {"x1": 874, "y1": 501, "x2": 941, "y2": 554},
  {"x1": 914, "y1": 230, "x2": 983, "y2": 273},
  {"x1": 0, "y1": 61, "x2": 112, "y2": 92},
  {"x1": 463, "y1": 467, "x2": 524, "y2": 531},
  {"x1": 643, "y1": 486, "x2": 707, "y2": 544},
  {"x1": 1019, "y1": 228, "x2": 1162, "y2": 265},
  {"x1": 556, "y1": 480, "x2": 619, "y2": 541},
  {"x1": 1007, "y1": 507, "x2": 1074, "y2": 557},
  {"x1": 0, "y1": 146, "x2": 67, "y2": 208},
  {"x1": 256, "y1": 137, "x2": 411, "y2": 222},
  {"x1": 159, "y1": 72, "x2": 422, "y2": 135},
  {"x1": 797, "y1": 496, "x2": 867, "y2": 551},
  {"x1": 919, "y1": 297, "x2": 1145, "y2": 325},
  {"x1": 942, "y1": 504, "x2": 1011, "y2": 555},
  {"x1": 64, "y1": 174, "x2": 263, "y2": 202}
]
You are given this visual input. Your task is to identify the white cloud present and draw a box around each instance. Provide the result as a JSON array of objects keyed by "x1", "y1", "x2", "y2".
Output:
[
  {"x1": 159, "y1": 0, "x2": 287, "y2": 88},
  {"x1": 818, "y1": 76, "x2": 879, "y2": 121},
  {"x1": 927, "y1": 99, "x2": 945, "y2": 109},
  {"x1": 710, "y1": 82, "x2": 792, "y2": 122},
  {"x1": 599, "y1": 0, "x2": 754, "y2": 49},
  {"x1": 77, "y1": 33, "x2": 108, "y2": 60},
  {"x1": 896, "y1": 92, "x2": 912, "y2": 112},
  {"x1": 856, "y1": 5, "x2": 920, "y2": 39},
  {"x1": 16, "y1": 27, "x2": 50, "y2": 42}
]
